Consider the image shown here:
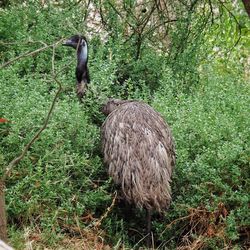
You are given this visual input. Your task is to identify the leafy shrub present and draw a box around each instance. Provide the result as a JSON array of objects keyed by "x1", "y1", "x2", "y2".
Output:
[
  {"x1": 0, "y1": 0, "x2": 249, "y2": 249},
  {"x1": 152, "y1": 61, "x2": 249, "y2": 248}
]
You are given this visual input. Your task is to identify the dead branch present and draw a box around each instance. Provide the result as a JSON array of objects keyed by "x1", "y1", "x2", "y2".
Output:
[
  {"x1": 93, "y1": 191, "x2": 117, "y2": 228},
  {"x1": 0, "y1": 38, "x2": 64, "y2": 243},
  {"x1": 0, "y1": 38, "x2": 64, "y2": 69},
  {"x1": 217, "y1": 0, "x2": 242, "y2": 52},
  {"x1": 107, "y1": 0, "x2": 135, "y2": 32},
  {"x1": 2, "y1": 44, "x2": 63, "y2": 182}
]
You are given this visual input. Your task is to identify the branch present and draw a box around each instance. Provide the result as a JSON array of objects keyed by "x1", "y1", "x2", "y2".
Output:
[
  {"x1": 98, "y1": 0, "x2": 108, "y2": 27},
  {"x1": 2, "y1": 44, "x2": 63, "y2": 182},
  {"x1": 142, "y1": 18, "x2": 177, "y2": 39},
  {"x1": 208, "y1": 0, "x2": 214, "y2": 24},
  {"x1": 93, "y1": 191, "x2": 117, "y2": 228},
  {"x1": 0, "y1": 38, "x2": 64, "y2": 69},
  {"x1": 0, "y1": 40, "x2": 47, "y2": 46},
  {"x1": 139, "y1": 1, "x2": 157, "y2": 31},
  {"x1": 217, "y1": 0, "x2": 242, "y2": 51},
  {"x1": 107, "y1": 1, "x2": 135, "y2": 32},
  {"x1": 83, "y1": 0, "x2": 91, "y2": 22}
]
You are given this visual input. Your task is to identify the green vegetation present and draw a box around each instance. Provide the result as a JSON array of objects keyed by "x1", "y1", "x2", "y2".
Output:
[{"x1": 0, "y1": 1, "x2": 249, "y2": 249}]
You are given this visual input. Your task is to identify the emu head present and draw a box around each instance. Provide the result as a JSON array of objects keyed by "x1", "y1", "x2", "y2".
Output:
[
  {"x1": 63, "y1": 34, "x2": 88, "y2": 66},
  {"x1": 102, "y1": 99, "x2": 133, "y2": 115},
  {"x1": 62, "y1": 34, "x2": 87, "y2": 50}
]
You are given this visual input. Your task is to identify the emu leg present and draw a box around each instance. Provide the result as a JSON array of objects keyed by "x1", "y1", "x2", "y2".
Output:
[{"x1": 146, "y1": 209, "x2": 152, "y2": 248}]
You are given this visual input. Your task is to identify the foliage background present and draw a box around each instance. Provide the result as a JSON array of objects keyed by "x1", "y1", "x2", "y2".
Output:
[{"x1": 0, "y1": 0, "x2": 249, "y2": 249}]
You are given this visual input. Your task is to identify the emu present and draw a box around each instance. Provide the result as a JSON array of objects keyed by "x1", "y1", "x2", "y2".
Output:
[
  {"x1": 63, "y1": 35, "x2": 90, "y2": 99},
  {"x1": 101, "y1": 99, "x2": 176, "y2": 246}
]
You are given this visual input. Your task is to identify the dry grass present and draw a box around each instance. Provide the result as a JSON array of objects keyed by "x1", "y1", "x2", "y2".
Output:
[
  {"x1": 173, "y1": 203, "x2": 232, "y2": 250},
  {"x1": 17, "y1": 194, "x2": 119, "y2": 250},
  {"x1": 21, "y1": 228, "x2": 110, "y2": 250}
]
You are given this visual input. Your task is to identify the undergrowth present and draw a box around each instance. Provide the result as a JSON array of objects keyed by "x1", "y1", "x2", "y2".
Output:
[{"x1": 0, "y1": 0, "x2": 249, "y2": 249}]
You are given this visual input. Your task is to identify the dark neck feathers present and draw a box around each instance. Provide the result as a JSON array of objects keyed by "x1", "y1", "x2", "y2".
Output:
[{"x1": 76, "y1": 42, "x2": 90, "y2": 84}]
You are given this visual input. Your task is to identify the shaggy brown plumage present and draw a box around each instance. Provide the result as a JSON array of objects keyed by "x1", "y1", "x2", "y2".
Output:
[{"x1": 101, "y1": 99, "x2": 176, "y2": 212}]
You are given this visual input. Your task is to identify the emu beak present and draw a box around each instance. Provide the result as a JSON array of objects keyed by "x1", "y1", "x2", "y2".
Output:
[{"x1": 62, "y1": 39, "x2": 74, "y2": 46}]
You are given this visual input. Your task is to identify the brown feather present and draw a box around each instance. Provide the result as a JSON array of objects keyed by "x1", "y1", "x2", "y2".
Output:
[{"x1": 101, "y1": 99, "x2": 176, "y2": 212}]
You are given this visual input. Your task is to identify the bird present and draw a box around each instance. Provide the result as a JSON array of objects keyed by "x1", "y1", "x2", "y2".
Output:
[
  {"x1": 63, "y1": 34, "x2": 90, "y2": 99},
  {"x1": 101, "y1": 99, "x2": 176, "y2": 246}
]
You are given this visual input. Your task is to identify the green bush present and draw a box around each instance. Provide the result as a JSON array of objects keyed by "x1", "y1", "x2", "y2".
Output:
[{"x1": 0, "y1": 1, "x2": 249, "y2": 249}]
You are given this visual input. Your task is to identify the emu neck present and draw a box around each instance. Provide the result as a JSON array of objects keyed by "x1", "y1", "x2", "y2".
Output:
[
  {"x1": 77, "y1": 44, "x2": 88, "y2": 66},
  {"x1": 76, "y1": 45, "x2": 89, "y2": 84}
]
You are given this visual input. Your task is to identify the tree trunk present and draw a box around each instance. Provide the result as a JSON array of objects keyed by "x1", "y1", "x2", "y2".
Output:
[
  {"x1": 242, "y1": 0, "x2": 250, "y2": 17},
  {"x1": 0, "y1": 180, "x2": 7, "y2": 243}
]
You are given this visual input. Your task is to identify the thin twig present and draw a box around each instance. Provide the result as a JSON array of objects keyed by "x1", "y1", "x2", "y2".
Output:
[
  {"x1": 142, "y1": 19, "x2": 177, "y2": 38},
  {"x1": 2, "y1": 43, "x2": 63, "y2": 182},
  {"x1": 83, "y1": 0, "x2": 91, "y2": 22},
  {"x1": 107, "y1": 1, "x2": 135, "y2": 32},
  {"x1": 217, "y1": 0, "x2": 242, "y2": 52},
  {"x1": 208, "y1": 0, "x2": 214, "y2": 24},
  {"x1": 139, "y1": 1, "x2": 157, "y2": 31},
  {"x1": 159, "y1": 214, "x2": 192, "y2": 238},
  {"x1": 0, "y1": 38, "x2": 64, "y2": 69},
  {"x1": 93, "y1": 191, "x2": 117, "y2": 228},
  {"x1": 99, "y1": 0, "x2": 107, "y2": 27},
  {"x1": 0, "y1": 40, "x2": 47, "y2": 46}
]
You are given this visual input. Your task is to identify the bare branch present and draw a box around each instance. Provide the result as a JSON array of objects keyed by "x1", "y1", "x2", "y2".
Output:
[
  {"x1": 0, "y1": 38, "x2": 64, "y2": 69},
  {"x1": 2, "y1": 43, "x2": 63, "y2": 182},
  {"x1": 217, "y1": 0, "x2": 242, "y2": 51},
  {"x1": 107, "y1": 0, "x2": 135, "y2": 32},
  {"x1": 208, "y1": 0, "x2": 214, "y2": 24},
  {"x1": 93, "y1": 191, "x2": 117, "y2": 228}
]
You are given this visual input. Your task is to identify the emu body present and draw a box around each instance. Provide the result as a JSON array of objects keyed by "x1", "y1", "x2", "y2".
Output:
[{"x1": 101, "y1": 99, "x2": 176, "y2": 244}]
